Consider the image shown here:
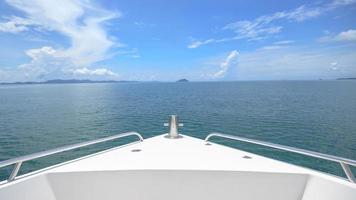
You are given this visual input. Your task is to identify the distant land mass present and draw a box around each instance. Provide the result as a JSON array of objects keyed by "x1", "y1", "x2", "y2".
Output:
[
  {"x1": 0, "y1": 79, "x2": 136, "y2": 85},
  {"x1": 176, "y1": 79, "x2": 189, "y2": 82},
  {"x1": 337, "y1": 78, "x2": 356, "y2": 80}
]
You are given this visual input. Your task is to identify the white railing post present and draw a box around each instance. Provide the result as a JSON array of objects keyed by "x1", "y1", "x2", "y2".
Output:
[
  {"x1": 340, "y1": 162, "x2": 356, "y2": 183},
  {"x1": 8, "y1": 162, "x2": 22, "y2": 181}
]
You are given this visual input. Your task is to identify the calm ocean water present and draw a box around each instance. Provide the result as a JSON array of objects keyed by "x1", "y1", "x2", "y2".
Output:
[{"x1": 0, "y1": 81, "x2": 356, "y2": 180}]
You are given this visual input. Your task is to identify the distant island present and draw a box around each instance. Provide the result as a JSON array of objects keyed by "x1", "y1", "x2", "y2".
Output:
[
  {"x1": 337, "y1": 78, "x2": 356, "y2": 80},
  {"x1": 0, "y1": 79, "x2": 136, "y2": 85},
  {"x1": 176, "y1": 79, "x2": 189, "y2": 82}
]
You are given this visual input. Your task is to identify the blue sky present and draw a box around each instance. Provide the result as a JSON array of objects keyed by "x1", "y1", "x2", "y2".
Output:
[{"x1": 0, "y1": 0, "x2": 355, "y2": 82}]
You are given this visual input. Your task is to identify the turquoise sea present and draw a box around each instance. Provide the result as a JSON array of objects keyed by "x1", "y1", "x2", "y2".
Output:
[{"x1": 1, "y1": 81, "x2": 356, "y2": 181}]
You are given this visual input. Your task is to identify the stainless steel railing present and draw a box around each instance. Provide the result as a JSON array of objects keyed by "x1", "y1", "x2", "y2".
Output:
[
  {"x1": 0, "y1": 131, "x2": 144, "y2": 182},
  {"x1": 205, "y1": 132, "x2": 356, "y2": 183}
]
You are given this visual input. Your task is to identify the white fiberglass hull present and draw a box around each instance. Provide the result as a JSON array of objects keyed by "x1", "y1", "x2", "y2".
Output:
[{"x1": 1, "y1": 134, "x2": 356, "y2": 200}]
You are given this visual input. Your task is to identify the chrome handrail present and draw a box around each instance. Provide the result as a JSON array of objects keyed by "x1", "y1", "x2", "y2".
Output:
[
  {"x1": 0, "y1": 131, "x2": 144, "y2": 182},
  {"x1": 205, "y1": 132, "x2": 356, "y2": 183}
]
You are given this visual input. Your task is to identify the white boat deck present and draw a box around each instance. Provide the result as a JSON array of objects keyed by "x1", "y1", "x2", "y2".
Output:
[
  {"x1": 1, "y1": 134, "x2": 356, "y2": 200},
  {"x1": 49, "y1": 134, "x2": 311, "y2": 173}
]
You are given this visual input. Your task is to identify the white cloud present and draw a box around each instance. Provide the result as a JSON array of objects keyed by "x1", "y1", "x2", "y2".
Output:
[
  {"x1": 260, "y1": 45, "x2": 284, "y2": 50},
  {"x1": 17, "y1": 46, "x2": 68, "y2": 80},
  {"x1": 196, "y1": 43, "x2": 356, "y2": 81},
  {"x1": 0, "y1": 16, "x2": 34, "y2": 33},
  {"x1": 319, "y1": 29, "x2": 356, "y2": 42},
  {"x1": 330, "y1": 0, "x2": 356, "y2": 7},
  {"x1": 335, "y1": 29, "x2": 356, "y2": 41},
  {"x1": 223, "y1": 21, "x2": 282, "y2": 41},
  {"x1": 115, "y1": 48, "x2": 141, "y2": 58},
  {"x1": 226, "y1": 46, "x2": 356, "y2": 80},
  {"x1": 212, "y1": 50, "x2": 239, "y2": 78},
  {"x1": 274, "y1": 40, "x2": 295, "y2": 45},
  {"x1": 330, "y1": 61, "x2": 338, "y2": 70},
  {"x1": 131, "y1": 55, "x2": 141, "y2": 58},
  {"x1": 9, "y1": 46, "x2": 118, "y2": 81},
  {"x1": 70, "y1": 67, "x2": 117, "y2": 77},
  {"x1": 0, "y1": 0, "x2": 121, "y2": 82},
  {"x1": 4, "y1": 0, "x2": 120, "y2": 66},
  {"x1": 318, "y1": 36, "x2": 332, "y2": 43},
  {"x1": 259, "y1": 40, "x2": 295, "y2": 51},
  {"x1": 0, "y1": 46, "x2": 118, "y2": 82},
  {"x1": 188, "y1": 1, "x2": 356, "y2": 48},
  {"x1": 25, "y1": 46, "x2": 57, "y2": 61},
  {"x1": 188, "y1": 39, "x2": 215, "y2": 49}
]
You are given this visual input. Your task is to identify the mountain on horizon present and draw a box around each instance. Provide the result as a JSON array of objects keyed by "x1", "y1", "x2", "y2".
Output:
[{"x1": 0, "y1": 79, "x2": 135, "y2": 85}]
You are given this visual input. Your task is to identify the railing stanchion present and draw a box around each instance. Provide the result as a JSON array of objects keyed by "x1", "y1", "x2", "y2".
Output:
[
  {"x1": 340, "y1": 162, "x2": 356, "y2": 183},
  {"x1": 8, "y1": 162, "x2": 22, "y2": 181}
]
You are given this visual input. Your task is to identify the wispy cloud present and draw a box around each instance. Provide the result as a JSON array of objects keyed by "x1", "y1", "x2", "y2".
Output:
[
  {"x1": 0, "y1": 16, "x2": 36, "y2": 33},
  {"x1": 115, "y1": 48, "x2": 141, "y2": 59},
  {"x1": 274, "y1": 40, "x2": 295, "y2": 45},
  {"x1": 330, "y1": 0, "x2": 356, "y2": 6},
  {"x1": 188, "y1": 39, "x2": 216, "y2": 49},
  {"x1": 0, "y1": 0, "x2": 121, "y2": 82},
  {"x1": 260, "y1": 45, "x2": 284, "y2": 51},
  {"x1": 319, "y1": 29, "x2": 356, "y2": 42},
  {"x1": 259, "y1": 40, "x2": 295, "y2": 50},
  {"x1": 188, "y1": 0, "x2": 356, "y2": 48},
  {"x1": 133, "y1": 21, "x2": 156, "y2": 29},
  {"x1": 212, "y1": 50, "x2": 239, "y2": 78}
]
